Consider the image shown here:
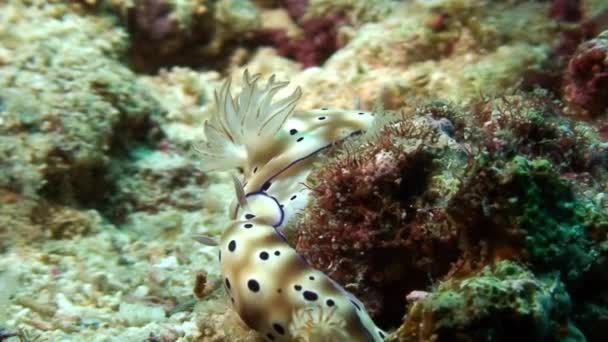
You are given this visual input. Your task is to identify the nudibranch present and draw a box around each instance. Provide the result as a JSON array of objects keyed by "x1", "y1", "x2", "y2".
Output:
[{"x1": 195, "y1": 71, "x2": 384, "y2": 341}]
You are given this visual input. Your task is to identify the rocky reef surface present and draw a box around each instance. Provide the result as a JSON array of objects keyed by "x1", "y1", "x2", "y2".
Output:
[{"x1": 0, "y1": 0, "x2": 607, "y2": 341}]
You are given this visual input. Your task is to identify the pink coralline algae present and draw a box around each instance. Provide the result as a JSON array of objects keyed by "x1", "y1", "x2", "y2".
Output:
[
  {"x1": 251, "y1": 12, "x2": 348, "y2": 67},
  {"x1": 563, "y1": 31, "x2": 608, "y2": 117}
]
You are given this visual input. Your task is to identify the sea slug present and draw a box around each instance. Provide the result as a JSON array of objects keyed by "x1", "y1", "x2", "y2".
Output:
[{"x1": 195, "y1": 71, "x2": 384, "y2": 341}]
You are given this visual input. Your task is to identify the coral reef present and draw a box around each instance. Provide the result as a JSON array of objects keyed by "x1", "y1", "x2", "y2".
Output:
[{"x1": 1, "y1": 0, "x2": 608, "y2": 341}]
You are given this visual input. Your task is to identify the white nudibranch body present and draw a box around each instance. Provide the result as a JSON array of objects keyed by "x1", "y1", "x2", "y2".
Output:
[{"x1": 195, "y1": 71, "x2": 384, "y2": 341}]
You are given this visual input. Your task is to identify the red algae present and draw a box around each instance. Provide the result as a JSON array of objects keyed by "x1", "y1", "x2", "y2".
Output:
[
  {"x1": 250, "y1": 11, "x2": 348, "y2": 67},
  {"x1": 295, "y1": 116, "x2": 464, "y2": 327}
]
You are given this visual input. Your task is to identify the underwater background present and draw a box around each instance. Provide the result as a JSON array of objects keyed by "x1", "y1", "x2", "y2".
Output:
[{"x1": 1, "y1": 0, "x2": 608, "y2": 341}]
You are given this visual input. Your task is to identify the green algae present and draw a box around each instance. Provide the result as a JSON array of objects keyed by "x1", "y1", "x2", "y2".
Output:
[
  {"x1": 395, "y1": 260, "x2": 584, "y2": 342},
  {"x1": 504, "y1": 156, "x2": 606, "y2": 285}
]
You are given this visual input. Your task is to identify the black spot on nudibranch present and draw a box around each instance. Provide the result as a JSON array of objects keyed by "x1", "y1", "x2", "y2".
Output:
[
  {"x1": 253, "y1": 167, "x2": 258, "y2": 174},
  {"x1": 318, "y1": 116, "x2": 326, "y2": 120},
  {"x1": 296, "y1": 137, "x2": 304, "y2": 142},
  {"x1": 218, "y1": 251, "x2": 221, "y2": 261},
  {"x1": 326, "y1": 299, "x2": 335, "y2": 307},
  {"x1": 358, "y1": 112, "x2": 365, "y2": 115},
  {"x1": 247, "y1": 279, "x2": 260, "y2": 292},
  {"x1": 274, "y1": 250, "x2": 281, "y2": 256},
  {"x1": 309, "y1": 276, "x2": 315, "y2": 280},
  {"x1": 303, "y1": 290, "x2": 318, "y2": 301},
  {"x1": 379, "y1": 331, "x2": 386, "y2": 339},
  {"x1": 351, "y1": 300, "x2": 361, "y2": 311},
  {"x1": 289, "y1": 128, "x2": 298, "y2": 135},
  {"x1": 259, "y1": 251, "x2": 269, "y2": 260},
  {"x1": 228, "y1": 240, "x2": 236, "y2": 252},
  {"x1": 244, "y1": 223, "x2": 253, "y2": 229},
  {"x1": 290, "y1": 195, "x2": 297, "y2": 201},
  {"x1": 225, "y1": 278, "x2": 231, "y2": 290},
  {"x1": 273, "y1": 324, "x2": 285, "y2": 335},
  {"x1": 245, "y1": 213, "x2": 255, "y2": 219},
  {"x1": 267, "y1": 333, "x2": 275, "y2": 340},
  {"x1": 262, "y1": 182, "x2": 271, "y2": 191},
  {"x1": 321, "y1": 107, "x2": 328, "y2": 110},
  {"x1": 294, "y1": 285, "x2": 302, "y2": 291}
]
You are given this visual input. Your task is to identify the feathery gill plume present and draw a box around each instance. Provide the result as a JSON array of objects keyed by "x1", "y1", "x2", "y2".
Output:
[{"x1": 194, "y1": 70, "x2": 302, "y2": 172}]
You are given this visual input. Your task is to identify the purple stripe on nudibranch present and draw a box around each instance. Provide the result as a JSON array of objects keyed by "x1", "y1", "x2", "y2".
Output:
[
  {"x1": 233, "y1": 130, "x2": 364, "y2": 229},
  {"x1": 264, "y1": 129, "x2": 364, "y2": 187},
  {"x1": 233, "y1": 191, "x2": 285, "y2": 228}
]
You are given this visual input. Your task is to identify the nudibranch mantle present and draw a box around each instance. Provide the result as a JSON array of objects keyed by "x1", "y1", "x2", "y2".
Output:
[{"x1": 195, "y1": 71, "x2": 383, "y2": 341}]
